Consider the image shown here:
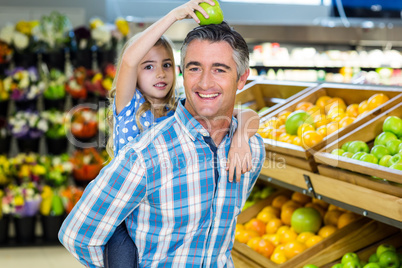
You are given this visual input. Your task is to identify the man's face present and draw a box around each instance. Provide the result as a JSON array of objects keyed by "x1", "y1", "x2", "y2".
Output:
[{"x1": 183, "y1": 40, "x2": 249, "y2": 122}]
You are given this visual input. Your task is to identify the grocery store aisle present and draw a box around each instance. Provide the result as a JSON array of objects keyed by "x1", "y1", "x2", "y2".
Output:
[{"x1": 0, "y1": 245, "x2": 84, "y2": 268}]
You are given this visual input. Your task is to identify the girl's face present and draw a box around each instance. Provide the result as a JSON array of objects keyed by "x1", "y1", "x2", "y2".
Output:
[{"x1": 137, "y1": 45, "x2": 175, "y2": 105}]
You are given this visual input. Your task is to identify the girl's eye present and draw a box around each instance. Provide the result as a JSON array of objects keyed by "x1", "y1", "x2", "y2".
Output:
[
  {"x1": 163, "y1": 63, "x2": 172, "y2": 68},
  {"x1": 144, "y1": 65, "x2": 154, "y2": 70}
]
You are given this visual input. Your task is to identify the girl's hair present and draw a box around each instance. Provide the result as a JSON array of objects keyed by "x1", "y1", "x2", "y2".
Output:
[{"x1": 106, "y1": 34, "x2": 178, "y2": 157}]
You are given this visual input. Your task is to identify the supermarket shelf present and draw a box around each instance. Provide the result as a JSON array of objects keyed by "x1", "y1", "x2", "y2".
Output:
[{"x1": 259, "y1": 158, "x2": 402, "y2": 229}]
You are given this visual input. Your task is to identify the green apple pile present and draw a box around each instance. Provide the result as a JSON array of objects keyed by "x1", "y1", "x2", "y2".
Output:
[
  {"x1": 243, "y1": 185, "x2": 276, "y2": 211},
  {"x1": 331, "y1": 115, "x2": 402, "y2": 171},
  {"x1": 302, "y1": 243, "x2": 402, "y2": 268}
]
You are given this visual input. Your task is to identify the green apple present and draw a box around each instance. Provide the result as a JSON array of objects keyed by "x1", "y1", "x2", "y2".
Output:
[
  {"x1": 389, "y1": 162, "x2": 402, "y2": 171},
  {"x1": 389, "y1": 154, "x2": 402, "y2": 166},
  {"x1": 302, "y1": 265, "x2": 319, "y2": 268},
  {"x1": 363, "y1": 263, "x2": 381, "y2": 268},
  {"x1": 342, "y1": 152, "x2": 354, "y2": 158},
  {"x1": 374, "y1": 131, "x2": 398, "y2": 146},
  {"x1": 397, "y1": 252, "x2": 402, "y2": 264},
  {"x1": 370, "y1": 145, "x2": 390, "y2": 160},
  {"x1": 369, "y1": 252, "x2": 379, "y2": 263},
  {"x1": 383, "y1": 116, "x2": 402, "y2": 138},
  {"x1": 343, "y1": 260, "x2": 362, "y2": 268},
  {"x1": 377, "y1": 244, "x2": 397, "y2": 257},
  {"x1": 342, "y1": 141, "x2": 353, "y2": 152},
  {"x1": 378, "y1": 250, "x2": 400, "y2": 268},
  {"x1": 386, "y1": 140, "x2": 402, "y2": 155},
  {"x1": 195, "y1": 0, "x2": 224, "y2": 25},
  {"x1": 331, "y1": 264, "x2": 343, "y2": 268},
  {"x1": 258, "y1": 107, "x2": 270, "y2": 115},
  {"x1": 360, "y1": 153, "x2": 379, "y2": 164},
  {"x1": 331, "y1": 148, "x2": 345, "y2": 156},
  {"x1": 379, "y1": 155, "x2": 393, "y2": 167},
  {"x1": 352, "y1": 152, "x2": 367, "y2": 160},
  {"x1": 342, "y1": 252, "x2": 361, "y2": 265},
  {"x1": 348, "y1": 141, "x2": 370, "y2": 154}
]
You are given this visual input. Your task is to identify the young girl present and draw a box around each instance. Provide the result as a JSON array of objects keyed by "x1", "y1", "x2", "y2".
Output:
[{"x1": 104, "y1": 0, "x2": 260, "y2": 267}]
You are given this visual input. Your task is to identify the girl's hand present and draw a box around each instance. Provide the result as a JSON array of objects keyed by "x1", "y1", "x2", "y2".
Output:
[
  {"x1": 227, "y1": 135, "x2": 252, "y2": 183},
  {"x1": 171, "y1": 0, "x2": 216, "y2": 23}
]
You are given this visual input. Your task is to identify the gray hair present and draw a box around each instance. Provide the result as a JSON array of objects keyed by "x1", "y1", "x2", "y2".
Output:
[{"x1": 180, "y1": 21, "x2": 249, "y2": 80}]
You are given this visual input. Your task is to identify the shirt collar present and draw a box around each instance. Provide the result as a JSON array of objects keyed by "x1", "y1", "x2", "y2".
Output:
[{"x1": 175, "y1": 99, "x2": 238, "y2": 142}]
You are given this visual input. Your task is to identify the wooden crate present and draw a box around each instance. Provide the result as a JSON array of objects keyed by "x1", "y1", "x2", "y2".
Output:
[
  {"x1": 314, "y1": 101, "x2": 402, "y2": 196},
  {"x1": 235, "y1": 79, "x2": 318, "y2": 115},
  {"x1": 260, "y1": 83, "x2": 402, "y2": 171},
  {"x1": 232, "y1": 191, "x2": 400, "y2": 268},
  {"x1": 323, "y1": 231, "x2": 402, "y2": 268}
]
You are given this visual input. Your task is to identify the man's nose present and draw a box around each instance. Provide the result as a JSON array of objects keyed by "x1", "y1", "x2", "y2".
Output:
[{"x1": 198, "y1": 71, "x2": 214, "y2": 89}]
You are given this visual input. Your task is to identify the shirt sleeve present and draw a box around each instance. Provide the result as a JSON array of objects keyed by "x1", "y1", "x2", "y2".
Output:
[
  {"x1": 112, "y1": 91, "x2": 142, "y2": 156},
  {"x1": 58, "y1": 148, "x2": 147, "y2": 268},
  {"x1": 246, "y1": 134, "x2": 266, "y2": 196}
]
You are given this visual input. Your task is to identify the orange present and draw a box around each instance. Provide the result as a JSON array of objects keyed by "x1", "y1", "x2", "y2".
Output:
[
  {"x1": 314, "y1": 114, "x2": 331, "y2": 128},
  {"x1": 316, "y1": 125, "x2": 327, "y2": 137},
  {"x1": 297, "y1": 123, "x2": 315, "y2": 138},
  {"x1": 257, "y1": 239, "x2": 275, "y2": 258},
  {"x1": 276, "y1": 225, "x2": 291, "y2": 236},
  {"x1": 282, "y1": 200, "x2": 302, "y2": 209},
  {"x1": 245, "y1": 218, "x2": 267, "y2": 236},
  {"x1": 323, "y1": 209, "x2": 344, "y2": 226},
  {"x1": 280, "y1": 229, "x2": 298, "y2": 245},
  {"x1": 339, "y1": 116, "x2": 355, "y2": 129},
  {"x1": 291, "y1": 192, "x2": 312, "y2": 205},
  {"x1": 304, "y1": 202, "x2": 326, "y2": 218},
  {"x1": 312, "y1": 198, "x2": 329, "y2": 209},
  {"x1": 296, "y1": 231, "x2": 315, "y2": 244},
  {"x1": 346, "y1": 103, "x2": 359, "y2": 118},
  {"x1": 326, "y1": 122, "x2": 340, "y2": 136},
  {"x1": 283, "y1": 241, "x2": 307, "y2": 259},
  {"x1": 315, "y1": 95, "x2": 332, "y2": 113},
  {"x1": 292, "y1": 136, "x2": 302, "y2": 147},
  {"x1": 301, "y1": 131, "x2": 324, "y2": 149},
  {"x1": 270, "y1": 251, "x2": 287, "y2": 264},
  {"x1": 331, "y1": 113, "x2": 347, "y2": 123},
  {"x1": 257, "y1": 210, "x2": 279, "y2": 224},
  {"x1": 367, "y1": 93, "x2": 389, "y2": 110},
  {"x1": 318, "y1": 225, "x2": 338, "y2": 238},
  {"x1": 262, "y1": 233, "x2": 282, "y2": 246},
  {"x1": 327, "y1": 107, "x2": 346, "y2": 119},
  {"x1": 247, "y1": 237, "x2": 262, "y2": 250},
  {"x1": 325, "y1": 97, "x2": 347, "y2": 113},
  {"x1": 278, "y1": 133, "x2": 294, "y2": 144},
  {"x1": 272, "y1": 195, "x2": 290, "y2": 209},
  {"x1": 305, "y1": 235, "x2": 323, "y2": 248},
  {"x1": 261, "y1": 206, "x2": 281, "y2": 218},
  {"x1": 280, "y1": 204, "x2": 299, "y2": 226},
  {"x1": 236, "y1": 229, "x2": 260, "y2": 244},
  {"x1": 337, "y1": 212, "x2": 362, "y2": 229},
  {"x1": 266, "y1": 218, "x2": 283, "y2": 234},
  {"x1": 328, "y1": 204, "x2": 347, "y2": 212},
  {"x1": 263, "y1": 117, "x2": 280, "y2": 129},
  {"x1": 358, "y1": 100, "x2": 369, "y2": 114},
  {"x1": 306, "y1": 105, "x2": 321, "y2": 117},
  {"x1": 295, "y1": 101, "x2": 315, "y2": 112}
]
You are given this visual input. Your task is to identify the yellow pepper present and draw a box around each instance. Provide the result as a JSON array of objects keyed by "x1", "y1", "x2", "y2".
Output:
[{"x1": 115, "y1": 17, "x2": 129, "y2": 37}]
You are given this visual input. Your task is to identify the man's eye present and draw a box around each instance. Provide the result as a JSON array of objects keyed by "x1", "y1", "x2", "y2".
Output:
[
  {"x1": 215, "y1": 68, "x2": 225, "y2": 73},
  {"x1": 188, "y1": 67, "x2": 199, "y2": 72}
]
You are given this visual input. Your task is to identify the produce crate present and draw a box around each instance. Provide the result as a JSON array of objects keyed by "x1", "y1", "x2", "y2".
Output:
[
  {"x1": 235, "y1": 79, "x2": 318, "y2": 116},
  {"x1": 314, "y1": 101, "x2": 402, "y2": 197},
  {"x1": 232, "y1": 191, "x2": 400, "y2": 268},
  {"x1": 322, "y1": 231, "x2": 402, "y2": 268},
  {"x1": 260, "y1": 83, "x2": 402, "y2": 172}
]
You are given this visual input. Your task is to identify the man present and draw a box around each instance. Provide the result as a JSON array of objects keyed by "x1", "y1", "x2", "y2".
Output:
[{"x1": 59, "y1": 21, "x2": 265, "y2": 268}]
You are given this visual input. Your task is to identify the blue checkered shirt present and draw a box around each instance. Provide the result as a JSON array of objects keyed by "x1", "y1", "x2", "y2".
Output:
[{"x1": 59, "y1": 100, "x2": 265, "y2": 268}]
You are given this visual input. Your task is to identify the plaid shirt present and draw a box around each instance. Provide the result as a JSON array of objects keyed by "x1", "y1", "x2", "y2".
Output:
[{"x1": 59, "y1": 100, "x2": 265, "y2": 268}]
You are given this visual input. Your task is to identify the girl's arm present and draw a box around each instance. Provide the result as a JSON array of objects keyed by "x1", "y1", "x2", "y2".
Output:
[
  {"x1": 115, "y1": 0, "x2": 216, "y2": 114},
  {"x1": 227, "y1": 108, "x2": 260, "y2": 182}
]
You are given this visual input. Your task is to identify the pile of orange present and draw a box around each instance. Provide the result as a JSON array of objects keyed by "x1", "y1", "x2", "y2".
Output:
[
  {"x1": 235, "y1": 191, "x2": 363, "y2": 264},
  {"x1": 257, "y1": 93, "x2": 390, "y2": 149}
]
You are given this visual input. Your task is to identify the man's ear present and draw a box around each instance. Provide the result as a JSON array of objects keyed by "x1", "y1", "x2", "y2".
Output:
[{"x1": 237, "y1": 69, "x2": 250, "y2": 91}]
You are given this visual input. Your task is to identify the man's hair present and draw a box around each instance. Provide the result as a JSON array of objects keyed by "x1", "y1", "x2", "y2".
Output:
[{"x1": 180, "y1": 21, "x2": 249, "y2": 80}]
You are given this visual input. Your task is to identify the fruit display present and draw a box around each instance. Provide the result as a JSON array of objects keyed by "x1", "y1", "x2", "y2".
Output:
[
  {"x1": 303, "y1": 242, "x2": 402, "y2": 268},
  {"x1": 257, "y1": 92, "x2": 391, "y2": 150},
  {"x1": 243, "y1": 184, "x2": 277, "y2": 211},
  {"x1": 235, "y1": 190, "x2": 363, "y2": 265},
  {"x1": 330, "y1": 115, "x2": 402, "y2": 175}
]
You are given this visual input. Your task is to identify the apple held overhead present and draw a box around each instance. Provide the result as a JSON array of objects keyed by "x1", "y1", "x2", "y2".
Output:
[{"x1": 195, "y1": 0, "x2": 224, "y2": 25}]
